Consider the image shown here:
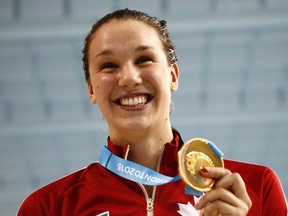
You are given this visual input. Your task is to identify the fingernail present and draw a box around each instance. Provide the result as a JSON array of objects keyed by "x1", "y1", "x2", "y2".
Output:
[{"x1": 200, "y1": 167, "x2": 209, "y2": 173}]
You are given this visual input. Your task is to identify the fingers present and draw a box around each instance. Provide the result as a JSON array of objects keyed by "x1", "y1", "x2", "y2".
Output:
[
  {"x1": 195, "y1": 187, "x2": 239, "y2": 208},
  {"x1": 215, "y1": 172, "x2": 251, "y2": 207},
  {"x1": 199, "y1": 200, "x2": 245, "y2": 216},
  {"x1": 195, "y1": 187, "x2": 249, "y2": 213},
  {"x1": 199, "y1": 167, "x2": 251, "y2": 202},
  {"x1": 195, "y1": 167, "x2": 252, "y2": 215},
  {"x1": 199, "y1": 167, "x2": 231, "y2": 180}
]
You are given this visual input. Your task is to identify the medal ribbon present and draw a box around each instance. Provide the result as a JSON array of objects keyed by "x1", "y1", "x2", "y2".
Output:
[
  {"x1": 98, "y1": 142, "x2": 224, "y2": 196},
  {"x1": 99, "y1": 145, "x2": 181, "y2": 186}
]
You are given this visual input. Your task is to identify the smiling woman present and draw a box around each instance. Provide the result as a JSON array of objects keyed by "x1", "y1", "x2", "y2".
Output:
[
  {"x1": 17, "y1": 8, "x2": 287, "y2": 216},
  {"x1": 86, "y1": 19, "x2": 179, "y2": 143}
]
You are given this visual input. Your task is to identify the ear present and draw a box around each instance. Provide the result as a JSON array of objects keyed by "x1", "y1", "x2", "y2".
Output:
[
  {"x1": 170, "y1": 63, "x2": 179, "y2": 92},
  {"x1": 88, "y1": 82, "x2": 97, "y2": 104}
]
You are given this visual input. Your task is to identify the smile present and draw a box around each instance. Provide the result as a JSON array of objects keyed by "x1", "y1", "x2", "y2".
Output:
[{"x1": 117, "y1": 94, "x2": 152, "y2": 107}]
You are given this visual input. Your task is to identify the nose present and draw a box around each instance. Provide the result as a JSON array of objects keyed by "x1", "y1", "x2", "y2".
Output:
[{"x1": 117, "y1": 64, "x2": 142, "y2": 88}]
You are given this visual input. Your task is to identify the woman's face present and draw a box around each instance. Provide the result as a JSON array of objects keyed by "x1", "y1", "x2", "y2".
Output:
[{"x1": 87, "y1": 19, "x2": 179, "y2": 136}]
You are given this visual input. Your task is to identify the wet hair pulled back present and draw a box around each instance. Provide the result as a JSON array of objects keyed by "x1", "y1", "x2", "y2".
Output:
[{"x1": 82, "y1": 8, "x2": 177, "y2": 82}]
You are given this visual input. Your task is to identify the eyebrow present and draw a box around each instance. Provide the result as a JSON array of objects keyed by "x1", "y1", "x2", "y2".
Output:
[
  {"x1": 135, "y1": 45, "x2": 155, "y2": 52},
  {"x1": 95, "y1": 45, "x2": 155, "y2": 58},
  {"x1": 95, "y1": 49, "x2": 114, "y2": 58}
]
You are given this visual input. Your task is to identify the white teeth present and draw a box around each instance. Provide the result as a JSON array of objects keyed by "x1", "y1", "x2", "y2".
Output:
[
  {"x1": 120, "y1": 95, "x2": 148, "y2": 106},
  {"x1": 133, "y1": 97, "x2": 138, "y2": 105}
]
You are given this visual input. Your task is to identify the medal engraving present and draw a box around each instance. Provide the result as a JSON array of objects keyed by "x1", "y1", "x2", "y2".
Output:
[{"x1": 178, "y1": 138, "x2": 224, "y2": 192}]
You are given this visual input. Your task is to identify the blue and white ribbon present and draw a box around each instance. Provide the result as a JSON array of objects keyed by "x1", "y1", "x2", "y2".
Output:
[
  {"x1": 98, "y1": 142, "x2": 224, "y2": 196},
  {"x1": 99, "y1": 146, "x2": 181, "y2": 186}
]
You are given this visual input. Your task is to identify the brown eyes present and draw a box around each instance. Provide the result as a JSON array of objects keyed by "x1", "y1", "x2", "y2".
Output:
[
  {"x1": 135, "y1": 56, "x2": 153, "y2": 65},
  {"x1": 100, "y1": 62, "x2": 118, "y2": 70},
  {"x1": 100, "y1": 56, "x2": 153, "y2": 71}
]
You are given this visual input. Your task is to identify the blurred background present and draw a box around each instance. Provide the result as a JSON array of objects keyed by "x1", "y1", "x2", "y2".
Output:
[{"x1": 0, "y1": 0, "x2": 287, "y2": 215}]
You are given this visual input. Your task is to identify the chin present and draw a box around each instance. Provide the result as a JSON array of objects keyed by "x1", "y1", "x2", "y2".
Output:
[{"x1": 120, "y1": 119, "x2": 150, "y2": 132}]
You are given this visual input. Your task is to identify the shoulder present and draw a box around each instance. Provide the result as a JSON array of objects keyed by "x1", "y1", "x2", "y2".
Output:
[
  {"x1": 224, "y1": 159, "x2": 279, "y2": 191},
  {"x1": 224, "y1": 159, "x2": 287, "y2": 214},
  {"x1": 17, "y1": 162, "x2": 101, "y2": 215},
  {"x1": 224, "y1": 159, "x2": 271, "y2": 176}
]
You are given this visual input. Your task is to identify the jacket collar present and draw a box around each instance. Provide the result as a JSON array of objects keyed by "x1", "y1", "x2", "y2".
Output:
[{"x1": 106, "y1": 128, "x2": 184, "y2": 176}]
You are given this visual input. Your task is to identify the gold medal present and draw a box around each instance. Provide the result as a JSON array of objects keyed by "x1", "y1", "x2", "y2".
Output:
[{"x1": 178, "y1": 138, "x2": 224, "y2": 192}]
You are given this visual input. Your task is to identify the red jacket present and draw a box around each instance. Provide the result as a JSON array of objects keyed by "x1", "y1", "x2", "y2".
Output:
[{"x1": 18, "y1": 130, "x2": 287, "y2": 215}]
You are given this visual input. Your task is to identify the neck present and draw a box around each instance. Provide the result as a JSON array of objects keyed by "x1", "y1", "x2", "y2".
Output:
[
  {"x1": 110, "y1": 125, "x2": 174, "y2": 171},
  {"x1": 126, "y1": 136, "x2": 171, "y2": 171}
]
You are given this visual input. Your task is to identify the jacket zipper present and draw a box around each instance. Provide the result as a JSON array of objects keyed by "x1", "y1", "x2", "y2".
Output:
[
  {"x1": 138, "y1": 183, "x2": 156, "y2": 216},
  {"x1": 147, "y1": 197, "x2": 154, "y2": 216},
  {"x1": 138, "y1": 147, "x2": 165, "y2": 216},
  {"x1": 125, "y1": 145, "x2": 156, "y2": 216}
]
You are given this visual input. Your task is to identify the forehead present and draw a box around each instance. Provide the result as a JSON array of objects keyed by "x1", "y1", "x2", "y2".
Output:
[{"x1": 90, "y1": 19, "x2": 163, "y2": 50}]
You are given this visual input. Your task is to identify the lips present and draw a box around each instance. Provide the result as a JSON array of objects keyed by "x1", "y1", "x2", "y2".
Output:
[{"x1": 116, "y1": 94, "x2": 152, "y2": 107}]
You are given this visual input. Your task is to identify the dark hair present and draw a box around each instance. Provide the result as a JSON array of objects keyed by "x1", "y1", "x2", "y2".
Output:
[{"x1": 82, "y1": 8, "x2": 177, "y2": 83}]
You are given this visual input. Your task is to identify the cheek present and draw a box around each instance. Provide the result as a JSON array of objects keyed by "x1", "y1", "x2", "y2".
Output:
[
  {"x1": 92, "y1": 75, "x2": 115, "y2": 97},
  {"x1": 145, "y1": 67, "x2": 171, "y2": 89}
]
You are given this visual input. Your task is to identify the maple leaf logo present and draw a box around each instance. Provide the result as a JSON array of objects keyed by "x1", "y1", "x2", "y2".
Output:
[
  {"x1": 177, "y1": 201, "x2": 200, "y2": 216},
  {"x1": 97, "y1": 211, "x2": 109, "y2": 216}
]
